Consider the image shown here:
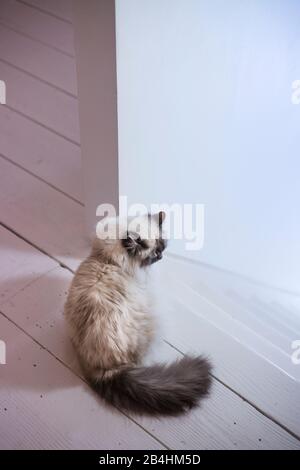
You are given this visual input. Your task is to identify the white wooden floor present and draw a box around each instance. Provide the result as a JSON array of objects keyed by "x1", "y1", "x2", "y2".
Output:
[{"x1": 0, "y1": 0, "x2": 299, "y2": 450}]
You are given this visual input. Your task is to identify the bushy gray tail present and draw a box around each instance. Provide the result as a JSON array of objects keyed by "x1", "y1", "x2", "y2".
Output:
[{"x1": 92, "y1": 355, "x2": 212, "y2": 416}]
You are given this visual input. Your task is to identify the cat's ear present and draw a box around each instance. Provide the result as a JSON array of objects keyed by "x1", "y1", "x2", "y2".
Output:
[{"x1": 152, "y1": 211, "x2": 166, "y2": 227}]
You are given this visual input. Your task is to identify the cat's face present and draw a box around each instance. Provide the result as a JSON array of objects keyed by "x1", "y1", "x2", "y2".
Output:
[
  {"x1": 94, "y1": 212, "x2": 167, "y2": 269},
  {"x1": 121, "y1": 212, "x2": 167, "y2": 267}
]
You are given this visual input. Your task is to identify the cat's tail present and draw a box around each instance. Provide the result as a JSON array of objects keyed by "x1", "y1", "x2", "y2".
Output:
[{"x1": 90, "y1": 355, "x2": 212, "y2": 416}]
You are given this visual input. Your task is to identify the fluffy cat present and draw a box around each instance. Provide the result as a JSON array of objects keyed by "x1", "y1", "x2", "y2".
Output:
[{"x1": 64, "y1": 212, "x2": 212, "y2": 416}]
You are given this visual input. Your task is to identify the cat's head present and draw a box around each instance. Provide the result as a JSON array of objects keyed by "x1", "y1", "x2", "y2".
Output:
[
  {"x1": 121, "y1": 212, "x2": 167, "y2": 267},
  {"x1": 94, "y1": 212, "x2": 167, "y2": 269}
]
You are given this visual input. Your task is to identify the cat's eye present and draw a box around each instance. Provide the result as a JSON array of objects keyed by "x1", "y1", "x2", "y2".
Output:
[
  {"x1": 123, "y1": 232, "x2": 148, "y2": 252},
  {"x1": 136, "y1": 236, "x2": 148, "y2": 249}
]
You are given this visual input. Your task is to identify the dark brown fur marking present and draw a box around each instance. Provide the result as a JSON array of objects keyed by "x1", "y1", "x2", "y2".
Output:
[{"x1": 92, "y1": 355, "x2": 212, "y2": 416}]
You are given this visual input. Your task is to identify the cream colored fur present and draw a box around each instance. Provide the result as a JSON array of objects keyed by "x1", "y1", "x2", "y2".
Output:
[{"x1": 64, "y1": 214, "x2": 162, "y2": 380}]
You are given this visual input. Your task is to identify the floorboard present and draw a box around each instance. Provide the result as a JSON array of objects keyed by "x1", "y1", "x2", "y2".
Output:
[
  {"x1": 0, "y1": 24, "x2": 76, "y2": 94},
  {"x1": 0, "y1": 61, "x2": 79, "y2": 142},
  {"x1": 0, "y1": 226, "x2": 299, "y2": 450},
  {"x1": 0, "y1": 107, "x2": 82, "y2": 202},
  {"x1": 0, "y1": 0, "x2": 74, "y2": 56},
  {"x1": 17, "y1": 0, "x2": 73, "y2": 23},
  {"x1": 0, "y1": 156, "x2": 88, "y2": 271},
  {"x1": 0, "y1": 313, "x2": 163, "y2": 450}
]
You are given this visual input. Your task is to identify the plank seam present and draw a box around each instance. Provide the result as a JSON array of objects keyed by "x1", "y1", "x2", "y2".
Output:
[
  {"x1": 0, "y1": 152, "x2": 84, "y2": 206},
  {"x1": 0, "y1": 56, "x2": 77, "y2": 98},
  {"x1": 0, "y1": 265, "x2": 59, "y2": 306},
  {"x1": 16, "y1": 0, "x2": 73, "y2": 25},
  {"x1": 0, "y1": 221, "x2": 75, "y2": 275},
  {"x1": 5, "y1": 105, "x2": 80, "y2": 146},
  {"x1": 0, "y1": 20, "x2": 75, "y2": 58}
]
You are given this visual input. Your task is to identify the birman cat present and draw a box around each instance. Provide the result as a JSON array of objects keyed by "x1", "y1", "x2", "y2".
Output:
[{"x1": 64, "y1": 212, "x2": 211, "y2": 415}]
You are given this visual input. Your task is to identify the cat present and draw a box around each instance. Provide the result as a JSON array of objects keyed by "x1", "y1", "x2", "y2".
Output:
[{"x1": 64, "y1": 212, "x2": 212, "y2": 416}]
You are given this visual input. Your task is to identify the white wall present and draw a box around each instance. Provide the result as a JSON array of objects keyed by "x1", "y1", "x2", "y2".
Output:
[{"x1": 116, "y1": 0, "x2": 300, "y2": 293}]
